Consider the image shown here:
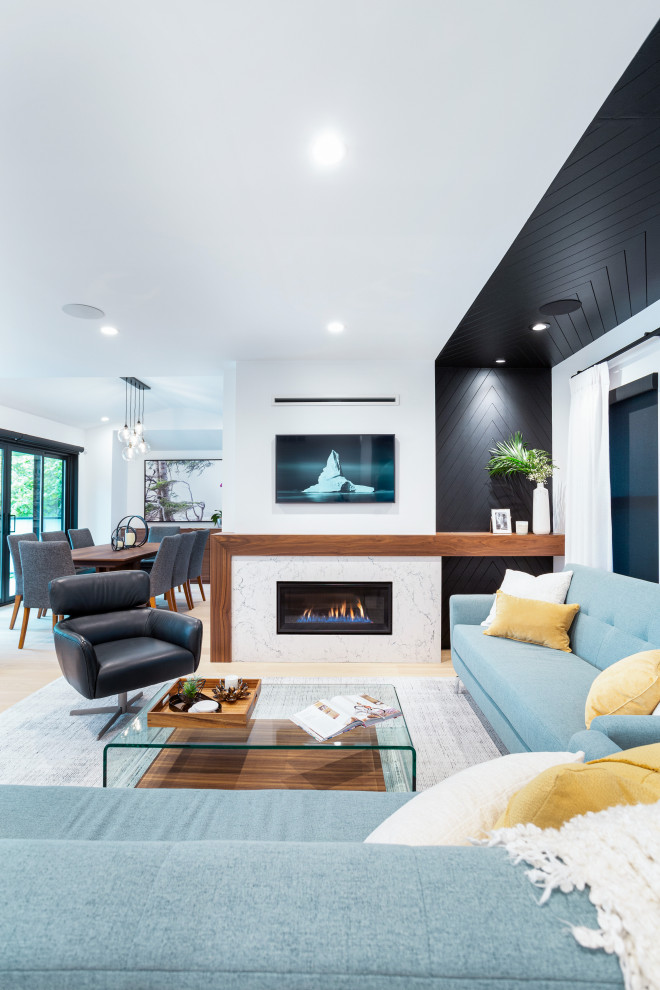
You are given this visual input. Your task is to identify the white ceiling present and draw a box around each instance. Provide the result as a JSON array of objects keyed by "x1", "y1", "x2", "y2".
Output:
[
  {"x1": 0, "y1": 0, "x2": 657, "y2": 378},
  {"x1": 0, "y1": 376, "x2": 222, "y2": 430}
]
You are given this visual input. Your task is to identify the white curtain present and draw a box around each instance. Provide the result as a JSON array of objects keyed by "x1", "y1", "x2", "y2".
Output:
[{"x1": 565, "y1": 363, "x2": 612, "y2": 570}]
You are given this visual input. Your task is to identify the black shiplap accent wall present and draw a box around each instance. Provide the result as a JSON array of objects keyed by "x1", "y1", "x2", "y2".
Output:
[
  {"x1": 436, "y1": 366, "x2": 553, "y2": 645},
  {"x1": 437, "y1": 25, "x2": 660, "y2": 368}
]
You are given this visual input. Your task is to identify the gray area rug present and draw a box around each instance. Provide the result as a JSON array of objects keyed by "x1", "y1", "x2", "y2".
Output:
[{"x1": 0, "y1": 676, "x2": 506, "y2": 790}]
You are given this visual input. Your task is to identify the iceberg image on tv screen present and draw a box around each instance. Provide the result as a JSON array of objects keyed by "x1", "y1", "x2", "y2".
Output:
[{"x1": 275, "y1": 435, "x2": 395, "y2": 503}]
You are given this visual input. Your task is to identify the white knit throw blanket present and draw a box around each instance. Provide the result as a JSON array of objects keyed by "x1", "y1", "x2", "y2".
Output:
[{"x1": 480, "y1": 800, "x2": 660, "y2": 990}]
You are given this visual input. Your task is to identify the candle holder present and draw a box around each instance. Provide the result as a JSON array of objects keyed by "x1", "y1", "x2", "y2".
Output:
[
  {"x1": 111, "y1": 514, "x2": 148, "y2": 551},
  {"x1": 212, "y1": 679, "x2": 251, "y2": 704}
]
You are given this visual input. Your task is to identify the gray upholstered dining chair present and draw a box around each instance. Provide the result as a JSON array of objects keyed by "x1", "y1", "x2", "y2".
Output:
[
  {"x1": 41, "y1": 531, "x2": 68, "y2": 543},
  {"x1": 141, "y1": 524, "x2": 181, "y2": 571},
  {"x1": 18, "y1": 541, "x2": 76, "y2": 648},
  {"x1": 187, "y1": 530, "x2": 209, "y2": 602},
  {"x1": 148, "y1": 524, "x2": 181, "y2": 542},
  {"x1": 44, "y1": 530, "x2": 94, "y2": 575},
  {"x1": 145, "y1": 534, "x2": 181, "y2": 611},
  {"x1": 6, "y1": 532, "x2": 38, "y2": 630},
  {"x1": 67, "y1": 528, "x2": 95, "y2": 549},
  {"x1": 171, "y1": 532, "x2": 197, "y2": 610}
]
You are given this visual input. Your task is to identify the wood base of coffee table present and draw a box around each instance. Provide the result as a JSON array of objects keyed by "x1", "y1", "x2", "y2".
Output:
[{"x1": 135, "y1": 721, "x2": 387, "y2": 791}]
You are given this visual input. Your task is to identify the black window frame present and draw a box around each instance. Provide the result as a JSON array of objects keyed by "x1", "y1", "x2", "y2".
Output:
[{"x1": 0, "y1": 430, "x2": 82, "y2": 605}]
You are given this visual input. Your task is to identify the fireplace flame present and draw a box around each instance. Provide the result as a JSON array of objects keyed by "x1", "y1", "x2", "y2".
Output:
[{"x1": 296, "y1": 598, "x2": 372, "y2": 624}]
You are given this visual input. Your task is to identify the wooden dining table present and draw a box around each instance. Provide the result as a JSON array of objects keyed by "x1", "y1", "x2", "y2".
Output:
[{"x1": 71, "y1": 542, "x2": 161, "y2": 571}]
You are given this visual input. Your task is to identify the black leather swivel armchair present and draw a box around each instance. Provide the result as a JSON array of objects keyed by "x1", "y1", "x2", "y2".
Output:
[{"x1": 50, "y1": 570, "x2": 202, "y2": 739}]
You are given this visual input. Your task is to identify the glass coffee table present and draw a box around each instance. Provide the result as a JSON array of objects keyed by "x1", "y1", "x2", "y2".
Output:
[{"x1": 103, "y1": 682, "x2": 416, "y2": 792}]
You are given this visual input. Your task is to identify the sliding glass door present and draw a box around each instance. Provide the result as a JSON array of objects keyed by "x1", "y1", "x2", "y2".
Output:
[
  {"x1": 43, "y1": 457, "x2": 66, "y2": 533},
  {"x1": 610, "y1": 380, "x2": 659, "y2": 583},
  {"x1": 1, "y1": 443, "x2": 75, "y2": 603}
]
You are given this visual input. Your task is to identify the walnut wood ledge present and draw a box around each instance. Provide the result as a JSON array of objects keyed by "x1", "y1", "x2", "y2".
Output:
[{"x1": 210, "y1": 532, "x2": 565, "y2": 663}]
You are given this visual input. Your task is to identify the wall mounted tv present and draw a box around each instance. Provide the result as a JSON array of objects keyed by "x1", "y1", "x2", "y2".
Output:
[{"x1": 275, "y1": 434, "x2": 395, "y2": 503}]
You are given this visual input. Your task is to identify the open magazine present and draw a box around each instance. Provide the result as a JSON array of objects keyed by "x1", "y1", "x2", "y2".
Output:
[{"x1": 290, "y1": 694, "x2": 402, "y2": 742}]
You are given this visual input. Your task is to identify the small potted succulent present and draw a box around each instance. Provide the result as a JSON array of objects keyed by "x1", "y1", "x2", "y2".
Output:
[{"x1": 177, "y1": 675, "x2": 206, "y2": 709}]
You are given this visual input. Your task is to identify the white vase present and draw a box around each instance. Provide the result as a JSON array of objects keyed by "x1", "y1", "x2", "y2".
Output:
[{"x1": 532, "y1": 483, "x2": 551, "y2": 535}]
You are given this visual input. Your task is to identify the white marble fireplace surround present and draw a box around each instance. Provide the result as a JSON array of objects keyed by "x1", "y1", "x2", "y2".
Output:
[{"x1": 231, "y1": 555, "x2": 442, "y2": 662}]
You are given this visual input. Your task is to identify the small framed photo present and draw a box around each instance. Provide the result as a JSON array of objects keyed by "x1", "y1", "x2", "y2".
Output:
[{"x1": 491, "y1": 508, "x2": 512, "y2": 535}]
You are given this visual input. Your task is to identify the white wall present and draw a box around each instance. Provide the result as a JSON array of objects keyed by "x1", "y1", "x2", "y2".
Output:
[
  {"x1": 0, "y1": 401, "x2": 116, "y2": 542},
  {"x1": 0, "y1": 400, "x2": 93, "y2": 530},
  {"x1": 78, "y1": 427, "x2": 133, "y2": 542},
  {"x1": 221, "y1": 363, "x2": 237, "y2": 534},
  {"x1": 0, "y1": 402, "x2": 84, "y2": 449},
  {"x1": 0, "y1": 402, "x2": 126, "y2": 543},
  {"x1": 552, "y1": 297, "x2": 660, "y2": 564},
  {"x1": 224, "y1": 360, "x2": 436, "y2": 534},
  {"x1": 78, "y1": 426, "x2": 115, "y2": 543}
]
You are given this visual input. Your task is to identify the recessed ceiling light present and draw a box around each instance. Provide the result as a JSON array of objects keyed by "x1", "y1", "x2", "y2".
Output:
[
  {"x1": 327, "y1": 321, "x2": 345, "y2": 334},
  {"x1": 100, "y1": 416, "x2": 109, "y2": 422},
  {"x1": 100, "y1": 326, "x2": 119, "y2": 336},
  {"x1": 531, "y1": 322, "x2": 550, "y2": 332},
  {"x1": 62, "y1": 303, "x2": 105, "y2": 319},
  {"x1": 539, "y1": 298, "x2": 582, "y2": 316},
  {"x1": 311, "y1": 131, "x2": 347, "y2": 167},
  {"x1": 495, "y1": 358, "x2": 506, "y2": 364}
]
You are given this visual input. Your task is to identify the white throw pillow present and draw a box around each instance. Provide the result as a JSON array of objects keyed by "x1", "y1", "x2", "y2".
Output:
[
  {"x1": 481, "y1": 569, "x2": 574, "y2": 628},
  {"x1": 364, "y1": 750, "x2": 585, "y2": 847},
  {"x1": 652, "y1": 700, "x2": 660, "y2": 715}
]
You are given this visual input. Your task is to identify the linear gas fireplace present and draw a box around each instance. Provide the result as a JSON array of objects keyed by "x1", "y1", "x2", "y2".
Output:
[{"x1": 277, "y1": 581, "x2": 392, "y2": 635}]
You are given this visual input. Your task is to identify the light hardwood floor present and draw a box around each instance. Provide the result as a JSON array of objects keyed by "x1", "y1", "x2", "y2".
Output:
[{"x1": 0, "y1": 587, "x2": 454, "y2": 713}]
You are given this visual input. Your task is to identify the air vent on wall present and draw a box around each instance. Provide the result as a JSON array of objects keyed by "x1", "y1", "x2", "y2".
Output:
[{"x1": 272, "y1": 396, "x2": 399, "y2": 406}]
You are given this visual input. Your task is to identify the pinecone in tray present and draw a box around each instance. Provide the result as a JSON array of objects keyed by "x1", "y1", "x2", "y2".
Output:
[{"x1": 212, "y1": 679, "x2": 251, "y2": 704}]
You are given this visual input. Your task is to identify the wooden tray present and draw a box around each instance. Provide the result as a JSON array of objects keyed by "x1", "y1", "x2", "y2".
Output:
[{"x1": 146, "y1": 679, "x2": 261, "y2": 728}]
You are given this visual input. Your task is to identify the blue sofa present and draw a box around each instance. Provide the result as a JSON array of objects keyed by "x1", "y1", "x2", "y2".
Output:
[
  {"x1": 0, "y1": 784, "x2": 623, "y2": 989},
  {"x1": 4, "y1": 561, "x2": 655, "y2": 988},
  {"x1": 450, "y1": 563, "x2": 660, "y2": 761}
]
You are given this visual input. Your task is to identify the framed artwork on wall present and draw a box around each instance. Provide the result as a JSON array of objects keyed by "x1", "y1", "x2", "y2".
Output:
[
  {"x1": 275, "y1": 434, "x2": 395, "y2": 503},
  {"x1": 144, "y1": 459, "x2": 222, "y2": 522},
  {"x1": 491, "y1": 508, "x2": 512, "y2": 534}
]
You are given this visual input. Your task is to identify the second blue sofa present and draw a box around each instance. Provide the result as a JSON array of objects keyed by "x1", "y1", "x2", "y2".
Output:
[{"x1": 450, "y1": 563, "x2": 660, "y2": 760}]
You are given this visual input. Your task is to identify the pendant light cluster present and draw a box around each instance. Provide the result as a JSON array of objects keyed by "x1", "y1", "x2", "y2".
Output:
[{"x1": 117, "y1": 377, "x2": 151, "y2": 461}]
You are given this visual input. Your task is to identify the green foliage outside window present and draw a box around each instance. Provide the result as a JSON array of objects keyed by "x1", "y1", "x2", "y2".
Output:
[{"x1": 10, "y1": 454, "x2": 64, "y2": 522}]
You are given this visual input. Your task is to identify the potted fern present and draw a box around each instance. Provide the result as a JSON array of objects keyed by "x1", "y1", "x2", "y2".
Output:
[{"x1": 486, "y1": 432, "x2": 557, "y2": 535}]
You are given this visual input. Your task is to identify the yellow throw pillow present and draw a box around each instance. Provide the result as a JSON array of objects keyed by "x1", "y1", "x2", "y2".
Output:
[
  {"x1": 584, "y1": 650, "x2": 660, "y2": 729},
  {"x1": 483, "y1": 590, "x2": 580, "y2": 652},
  {"x1": 495, "y1": 742, "x2": 660, "y2": 830}
]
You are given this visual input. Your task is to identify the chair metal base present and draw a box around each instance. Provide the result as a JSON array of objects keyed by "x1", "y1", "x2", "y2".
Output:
[{"x1": 70, "y1": 691, "x2": 144, "y2": 740}]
